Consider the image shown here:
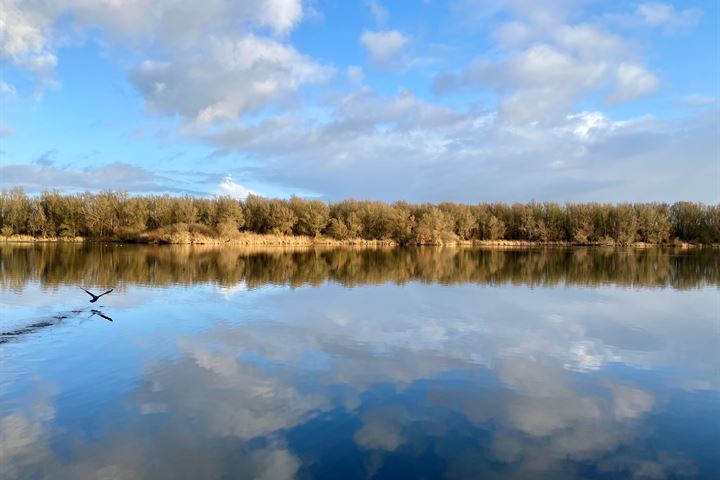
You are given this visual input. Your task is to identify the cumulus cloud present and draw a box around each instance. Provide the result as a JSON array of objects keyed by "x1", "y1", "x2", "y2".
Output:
[
  {"x1": 0, "y1": 0, "x2": 307, "y2": 98},
  {"x1": 1, "y1": 0, "x2": 715, "y2": 202},
  {"x1": 608, "y1": 62, "x2": 659, "y2": 103},
  {"x1": 608, "y1": 3, "x2": 702, "y2": 31},
  {"x1": 0, "y1": 0, "x2": 59, "y2": 92},
  {"x1": 36, "y1": 0, "x2": 302, "y2": 45},
  {"x1": 129, "y1": 35, "x2": 331, "y2": 125},
  {"x1": 490, "y1": 43, "x2": 611, "y2": 121},
  {"x1": 6, "y1": 90, "x2": 715, "y2": 202},
  {"x1": 360, "y1": 30, "x2": 409, "y2": 63},
  {"x1": 258, "y1": 0, "x2": 303, "y2": 34},
  {"x1": 453, "y1": 0, "x2": 576, "y2": 29},
  {"x1": 639, "y1": 3, "x2": 689, "y2": 26},
  {"x1": 216, "y1": 175, "x2": 254, "y2": 199},
  {"x1": 434, "y1": 15, "x2": 658, "y2": 123},
  {"x1": 0, "y1": 1, "x2": 56, "y2": 71},
  {"x1": 203, "y1": 84, "x2": 718, "y2": 202},
  {"x1": 346, "y1": 65, "x2": 364, "y2": 84},
  {"x1": 554, "y1": 23, "x2": 627, "y2": 57}
]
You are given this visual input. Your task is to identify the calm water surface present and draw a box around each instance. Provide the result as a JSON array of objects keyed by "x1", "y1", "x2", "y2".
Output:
[{"x1": 1, "y1": 244, "x2": 719, "y2": 479}]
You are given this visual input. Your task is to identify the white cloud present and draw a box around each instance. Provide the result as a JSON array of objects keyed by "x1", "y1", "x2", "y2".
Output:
[
  {"x1": 492, "y1": 44, "x2": 609, "y2": 120},
  {"x1": 434, "y1": 9, "x2": 662, "y2": 124},
  {"x1": 216, "y1": 175, "x2": 254, "y2": 199},
  {"x1": 365, "y1": 0, "x2": 389, "y2": 26},
  {"x1": 203, "y1": 86, "x2": 717, "y2": 202},
  {"x1": 681, "y1": 94, "x2": 718, "y2": 108},
  {"x1": 454, "y1": 0, "x2": 581, "y2": 28},
  {"x1": 346, "y1": 65, "x2": 364, "y2": 84},
  {"x1": 566, "y1": 111, "x2": 612, "y2": 139},
  {"x1": 493, "y1": 20, "x2": 531, "y2": 45},
  {"x1": 554, "y1": 24, "x2": 626, "y2": 58},
  {"x1": 63, "y1": 0, "x2": 303, "y2": 41},
  {"x1": 635, "y1": 3, "x2": 701, "y2": 29},
  {"x1": 608, "y1": 62, "x2": 659, "y2": 103},
  {"x1": 130, "y1": 35, "x2": 332, "y2": 125},
  {"x1": 637, "y1": 3, "x2": 675, "y2": 26},
  {"x1": 360, "y1": 30, "x2": 409, "y2": 63},
  {"x1": 0, "y1": 0, "x2": 307, "y2": 96},
  {"x1": 0, "y1": 1, "x2": 56, "y2": 71},
  {"x1": 1, "y1": 0, "x2": 715, "y2": 202},
  {"x1": 257, "y1": 0, "x2": 303, "y2": 34},
  {"x1": 605, "y1": 3, "x2": 702, "y2": 32}
]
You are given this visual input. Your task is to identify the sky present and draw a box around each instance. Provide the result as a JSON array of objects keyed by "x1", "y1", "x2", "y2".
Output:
[{"x1": 0, "y1": 0, "x2": 718, "y2": 203}]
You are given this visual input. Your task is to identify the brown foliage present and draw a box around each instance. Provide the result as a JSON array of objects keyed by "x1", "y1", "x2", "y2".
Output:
[{"x1": 0, "y1": 188, "x2": 717, "y2": 245}]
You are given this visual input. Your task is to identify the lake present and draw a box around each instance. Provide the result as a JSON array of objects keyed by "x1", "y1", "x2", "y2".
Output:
[{"x1": 1, "y1": 244, "x2": 718, "y2": 479}]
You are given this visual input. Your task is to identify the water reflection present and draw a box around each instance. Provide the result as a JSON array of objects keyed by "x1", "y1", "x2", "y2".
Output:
[
  {"x1": 1, "y1": 307, "x2": 114, "y2": 343},
  {"x1": 1, "y1": 243, "x2": 718, "y2": 290},
  {"x1": 1, "y1": 246, "x2": 718, "y2": 479}
]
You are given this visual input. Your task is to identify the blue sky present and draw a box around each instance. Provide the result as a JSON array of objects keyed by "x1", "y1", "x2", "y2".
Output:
[{"x1": 1, "y1": 0, "x2": 718, "y2": 202}]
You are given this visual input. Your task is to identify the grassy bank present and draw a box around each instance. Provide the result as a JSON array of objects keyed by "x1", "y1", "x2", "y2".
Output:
[
  {"x1": 0, "y1": 231, "x2": 396, "y2": 246},
  {"x1": 1, "y1": 231, "x2": 708, "y2": 248}
]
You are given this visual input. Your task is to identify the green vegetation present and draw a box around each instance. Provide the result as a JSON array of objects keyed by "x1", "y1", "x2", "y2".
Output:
[{"x1": 1, "y1": 188, "x2": 718, "y2": 245}]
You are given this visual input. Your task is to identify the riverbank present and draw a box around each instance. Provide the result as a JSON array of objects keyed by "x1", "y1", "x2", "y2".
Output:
[
  {"x1": 0, "y1": 232, "x2": 395, "y2": 246},
  {"x1": 1, "y1": 233, "x2": 711, "y2": 248}
]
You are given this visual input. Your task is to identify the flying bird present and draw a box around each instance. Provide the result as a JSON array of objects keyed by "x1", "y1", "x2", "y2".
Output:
[{"x1": 80, "y1": 287, "x2": 114, "y2": 303}]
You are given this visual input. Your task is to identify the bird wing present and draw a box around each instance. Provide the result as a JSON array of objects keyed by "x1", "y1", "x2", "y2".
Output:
[
  {"x1": 80, "y1": 287, "x2": 95, "y2": 297},
  {"x1": 99, "y1": 289, "x2": 114, "y2": 297}
]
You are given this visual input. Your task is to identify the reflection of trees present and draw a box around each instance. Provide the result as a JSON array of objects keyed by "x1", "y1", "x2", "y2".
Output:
[{"x1": 1, "y1": 244, "x2": 717, "y2": 291}]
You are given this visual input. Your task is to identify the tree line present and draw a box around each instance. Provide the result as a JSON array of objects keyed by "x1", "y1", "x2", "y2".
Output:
[
  {"x1": 2, "y1": 243, "x2": 717, "y2": 291},
  {"x1": 1, "y1": 188, "x2": 718, "y2": 244}
]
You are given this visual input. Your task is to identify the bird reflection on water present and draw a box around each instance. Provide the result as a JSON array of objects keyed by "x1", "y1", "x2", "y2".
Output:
[
  {"x1": 1, "y1": 285, "x2": 116, "y2": 343},
  {"x1": 90, "y1": 308, "x2": 114, "y2": 322},
  {"x1": 0, "y1": 306, "x2": 115, "y2": 343}
]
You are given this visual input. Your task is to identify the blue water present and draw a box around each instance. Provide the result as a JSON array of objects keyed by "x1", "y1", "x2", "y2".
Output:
[{"x1": 1, "y1": 246, "x2": 718, "y2": 479}]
